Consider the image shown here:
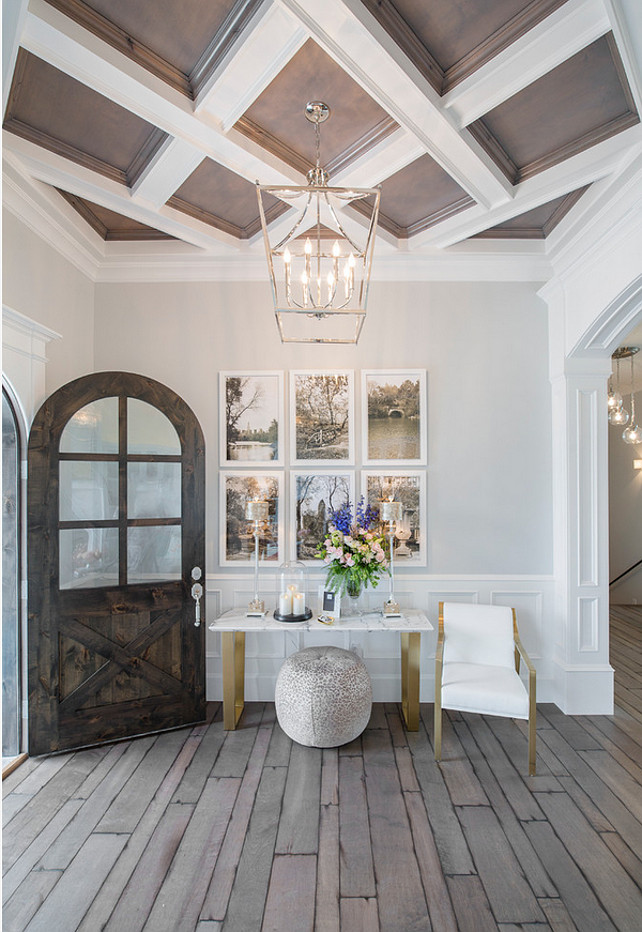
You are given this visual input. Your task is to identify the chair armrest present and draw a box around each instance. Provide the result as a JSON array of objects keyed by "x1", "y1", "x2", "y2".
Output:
[{"x1": 514, "y1": 634, "x2": 535, "y2": 675}]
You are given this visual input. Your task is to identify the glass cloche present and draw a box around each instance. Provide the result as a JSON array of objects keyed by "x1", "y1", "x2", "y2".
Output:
[{"x1": 274, "y1": 561, "x2": 312, "y2": 622}]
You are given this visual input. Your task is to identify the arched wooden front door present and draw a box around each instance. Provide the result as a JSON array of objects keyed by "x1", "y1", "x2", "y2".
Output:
[{"x1": 28, "y1": 372, "x2": 206, "y2": 755}]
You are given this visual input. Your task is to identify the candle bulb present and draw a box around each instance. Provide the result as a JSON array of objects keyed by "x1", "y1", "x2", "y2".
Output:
[{"x1": 381, "y1": 500, "x2": 402, "y2": 523}]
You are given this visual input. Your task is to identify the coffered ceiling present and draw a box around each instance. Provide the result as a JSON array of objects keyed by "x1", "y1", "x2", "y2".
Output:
[{"x1": 3, "y1": 0, "x2": 642, "y2": 277}]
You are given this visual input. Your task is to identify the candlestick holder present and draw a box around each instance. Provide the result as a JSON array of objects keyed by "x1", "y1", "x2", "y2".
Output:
[
  {"x1": 245, "y1": 499, "x2": 269, "y2": 616},
  {"x1": 274, "y1": 562, "x2": 312, "y2": 622},
  {"x1": 381, "y1": 499, "x2": 402, "y2": 617}
]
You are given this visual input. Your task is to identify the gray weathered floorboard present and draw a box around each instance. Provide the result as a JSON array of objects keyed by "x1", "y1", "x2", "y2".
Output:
[
  {"x1": 315, "y1": 802, "x2": 340, "y2": 932},
  {"x1": 275, "y1": 743, "x2": 322, "y2": 855},
  {"x1": 261, "y1": 854, "x2": 316, "y2": 932},
  {"x1": 338, "y1": 753, "x2": 375, "y2": 898},
  {"x1": 339, "y1": 897, "x2": 380, "y2": 931}
]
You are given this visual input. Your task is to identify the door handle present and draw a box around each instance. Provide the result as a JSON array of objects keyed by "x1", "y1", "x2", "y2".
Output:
[{"x1": 191, "y1": 582, "x2": 203, "y2": 626}]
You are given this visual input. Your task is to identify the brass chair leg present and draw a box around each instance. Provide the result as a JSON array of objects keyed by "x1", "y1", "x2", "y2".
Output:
[{"x1": 434, "y1": 700, "x2": 442, "y2": 762}]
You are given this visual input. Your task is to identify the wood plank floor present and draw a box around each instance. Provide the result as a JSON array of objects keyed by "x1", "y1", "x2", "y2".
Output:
[{"x1": 4, "y1": 607, "x2": 642, "y2": 932}]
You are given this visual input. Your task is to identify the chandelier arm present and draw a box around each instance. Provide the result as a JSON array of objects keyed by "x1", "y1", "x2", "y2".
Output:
[
  {"x1": 270, "y1": 194, "x2": 313, "y2": 253},
  {"x1": 323, "y1": 195, "x2": 368, "y2": 256},
  {"x1": 631, "y1": 353, "x2": 636, "y2": 422}
]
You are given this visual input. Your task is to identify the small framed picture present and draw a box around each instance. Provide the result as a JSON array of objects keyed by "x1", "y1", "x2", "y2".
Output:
[
  {"x1": 322, "y1": 589, "x2": 341, "y2": 616},
  {"x1": 290, "y1": 371, "x2": 354, "y2": 465},
  {"x1": 362, "y1": 370, "x2": 426, "y2": 466},
  {"x1": 291, "y1": 471, "x2": 355, "y2": 563},
  {"x1": 362, "y1": 470, "x2": 426, "y2": 566},
  {"x1": 219, "y1": 371, "x2": 284, "y2": 466},
  {"x1": 220, "y1": 471, "x2": 284, "y2": 566}
]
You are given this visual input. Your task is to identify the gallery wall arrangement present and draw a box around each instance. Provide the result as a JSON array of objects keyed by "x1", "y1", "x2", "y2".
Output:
[{"x1": 218, "y1": 369, "x2": 427, "y2": 569}]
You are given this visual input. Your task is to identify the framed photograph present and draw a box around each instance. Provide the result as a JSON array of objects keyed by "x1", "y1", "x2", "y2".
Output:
[
  {"x1": 362, "y1": 470, "x2": 426, "y2": 566},
  {"x1": 290, "y1": 371, "x2": 354, "y2": 465},
  {"x1": 291, "y1": 471, "x2": 355, "y2": 563},
  {"x1": 220, "y1": 371, "x2": 284, "y2": 466},
  {"x1": 362, "y1": 370, "x2": 426, "y2": 465},
  {"x1": 220, "y1": 471, "x2": 283, "y2": 565}
]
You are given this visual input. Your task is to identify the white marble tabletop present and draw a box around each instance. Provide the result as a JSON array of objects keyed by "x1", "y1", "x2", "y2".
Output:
[{"x1": 209, "y1": 607, "x2": 433, "y2": 633}]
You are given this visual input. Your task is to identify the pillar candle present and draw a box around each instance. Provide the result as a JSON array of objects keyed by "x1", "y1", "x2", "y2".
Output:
[
  {"x1": 279, "y1": 591, "x2": 292, "y2": 615},
  {"x1": 292, "y1": 592, "x2": 305, "y2": 615}
]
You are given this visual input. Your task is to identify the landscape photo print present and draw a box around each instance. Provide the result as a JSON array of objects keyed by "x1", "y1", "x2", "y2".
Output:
[
  {"x1": 220, "y1": 371, "x2": 283, "y2": 466},
  {"x1": 291, "y1": 371, "x2": 354, "y2": 465},
  {"x1": 220, "y1": 471, "x2": 283, "y2": 565},
  {"x1": 291, "y1": 471, "x2": 354, "y2": 562},
  {"x1": 363, "y1": 370, "x2": 426, "y2": 465},
  {"x1": 363, "y1": 470, "x2": 426, "y2": 565}
]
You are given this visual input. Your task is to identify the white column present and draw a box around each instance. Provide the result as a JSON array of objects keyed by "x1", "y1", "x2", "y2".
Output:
[{"x1": 549, "y1": 302, "x2": 613, "y2": 712}]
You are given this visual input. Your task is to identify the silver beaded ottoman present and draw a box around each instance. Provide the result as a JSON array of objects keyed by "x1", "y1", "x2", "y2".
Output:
[{"x1": 275, "y1": 646, "x2": 372, "y2": 747}]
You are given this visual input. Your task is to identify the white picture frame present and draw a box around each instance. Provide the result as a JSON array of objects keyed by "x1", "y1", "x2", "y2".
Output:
[
  {"x1": 290, "y1": 370, "x2": 355, "y2": 466},
  {"x1": 361, "y1": 470, "x2": 426, "y2": 566},
  {"x1": 219, "y1": 471, "x2": 284, "y2": 566},
  {"x1": 362, "y1": 369, "x2": 427, "y2": 466},
  {"x1": 290, "y1": 470, "x2": 355, "y2": 563},
  {"x1": 219, "y1": 371, "x2": 284, "y2": 467}
]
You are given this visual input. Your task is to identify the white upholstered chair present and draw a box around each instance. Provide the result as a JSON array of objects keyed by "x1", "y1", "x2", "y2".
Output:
[{"x1": 434, "y1": 601, "x2": 536, "y2": 775}]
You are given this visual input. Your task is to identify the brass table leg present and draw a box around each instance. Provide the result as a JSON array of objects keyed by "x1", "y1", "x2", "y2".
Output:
[
  {"x1": 222, "y1": 631, "x2": 245, "y2": 729},
  {"x1": 401, "y1": 632, "x2": 421, "y2": 730}
]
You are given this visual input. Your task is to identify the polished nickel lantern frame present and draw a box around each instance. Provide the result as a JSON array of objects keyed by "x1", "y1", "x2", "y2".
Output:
[{"x1": 256, "y1": 101, "x2": 380, "y2": 345}]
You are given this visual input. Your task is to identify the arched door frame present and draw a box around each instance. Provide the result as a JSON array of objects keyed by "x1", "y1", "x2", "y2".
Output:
[
  {"x1": 546, "y1": 274, "x2": 642, "y2": 713},
  {"x1": 2, "y1": 376, "x2": 29, "y2": 759}
]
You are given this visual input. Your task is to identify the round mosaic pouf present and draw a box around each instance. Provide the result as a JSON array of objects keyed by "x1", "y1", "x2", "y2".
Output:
[{"x1": 275, "y1": 646, "x2": 372, "y2": 748}]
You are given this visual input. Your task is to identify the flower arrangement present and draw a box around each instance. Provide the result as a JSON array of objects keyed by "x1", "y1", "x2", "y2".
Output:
[{"x1": 316, "y1": 497, "x2": 388, "y2": 597}]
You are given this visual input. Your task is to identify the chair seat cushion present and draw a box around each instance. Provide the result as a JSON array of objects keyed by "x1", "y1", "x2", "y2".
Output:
[{"x1": 441, "y1": 662, "x2": 529, "y2": 719}]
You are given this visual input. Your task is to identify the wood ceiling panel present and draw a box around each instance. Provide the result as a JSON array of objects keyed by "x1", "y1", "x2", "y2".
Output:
[
  {"x1": 4, "y1": 50, "x2": 166, "y2": 186},
  {"x1": 469, "y1": 34, "x2": 639, "y2": 183},
  {"x1": 44, "y1": 0, "x2": 262, "y2": 97},
  {"x1": 57, "y1": 190, "x2": 174, "y2": 240},
  {"x1": 168, "y1": 158, "x2": 284, "y2": 239},
  {"x1": 374, "y1": 154, "x2": 475, "y2": 237},
  {"x1": 474, "y1": 186, "x2": 589, "y2": 238},
  {"x1": 361, "y1": 0, "x2": 567, "y2": 92},
  {"x1": 237, "y1": 39, "x2": 398, "y2": 178}
]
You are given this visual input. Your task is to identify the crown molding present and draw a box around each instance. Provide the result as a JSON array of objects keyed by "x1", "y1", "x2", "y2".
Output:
[{"x1": 3, "y1": 156, "x2": 102, "y2": 280}]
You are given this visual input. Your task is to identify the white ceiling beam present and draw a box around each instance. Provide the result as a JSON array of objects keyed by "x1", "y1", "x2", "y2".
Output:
[
  {"x1": 22, "y1": 0, "x2": 300, "y2": 186},
  {"x1": 3, "y1": 131, "x2": 241, "y2": 251},
  {"x1": 332, "y1": 128, "x2": 425, "y2": 188},
  {"x1": 443, "y1": 0, "x2": 610, "y2": 128},
  {"x1": 411, "y1": 123, "x2": 642, "y2": 248},
  {"x1": 3, "y1": 0, "x2": 29, "y2": 113},
  {"x1": 197, "y1": 1, "x2": 308, "y2": 130},
  {"x1": 279, "y1": 0, "x2": 513, "y2": 210},
  {"x1": 131, "y1": 137, "x2": 205, "y2": 208}
]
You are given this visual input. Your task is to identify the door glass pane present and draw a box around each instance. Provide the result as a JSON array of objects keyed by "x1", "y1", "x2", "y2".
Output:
[
  {"x1": 128, "y1": 399, "x2": 180, "y2": 455},
  {"x1": 59, "y1": 527, "x2": 119, "y2": 589},
  {"x1": 2, "y1": 392, "x2": 20, "y2": 757},
  {"x1": 60, "y1": 398, "x2": 119, "y2": 453},
  {"x1": 128, "y1": 525, "x2": 181, "y2": 583},
  {"x1": 128, "y1": 462, "x2": 181, "y2": 519},
  {"x1": 60, "y1": 461, "x2": 119, "y2": 521}
]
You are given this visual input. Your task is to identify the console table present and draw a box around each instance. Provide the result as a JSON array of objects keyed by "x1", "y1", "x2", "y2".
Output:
[{"x1": 209, "y1": 609, "x2": 433, "y2": 732}]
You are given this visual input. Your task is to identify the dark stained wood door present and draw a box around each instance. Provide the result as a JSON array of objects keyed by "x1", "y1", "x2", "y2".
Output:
[{"x1": 27, "y1": 372, "x2": 206, "y2": 755}]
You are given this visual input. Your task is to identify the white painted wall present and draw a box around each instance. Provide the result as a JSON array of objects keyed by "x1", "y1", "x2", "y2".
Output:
[
  {"x1": 93, "y1": 278, "x2": 555, "y2": 700},
  {"x1": 609, "y1": 415, "x2": 642, "y2": 604},
  {"x1": 2, "y1": 210, "x2": 95, "y2": 404}
]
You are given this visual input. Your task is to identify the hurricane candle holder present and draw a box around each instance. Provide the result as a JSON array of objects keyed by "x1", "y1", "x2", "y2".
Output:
[
  {"x1": 274, "y1": 562, "x2": 312, "y2": 622},
  {"x1": 381, "y1": 499, "x2": 402, "y2": 617},
  {"x1": 245, "y1": 499, "x2": 269, "y2": 616}
]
